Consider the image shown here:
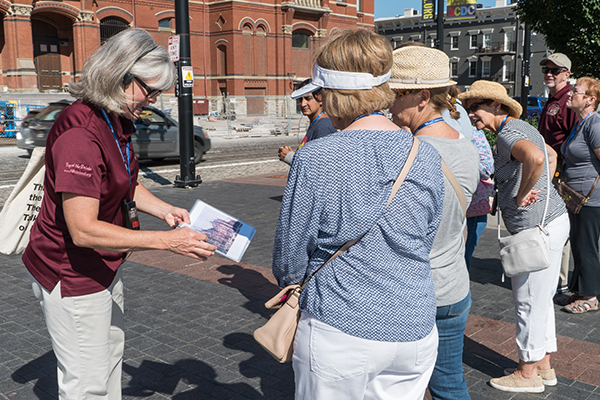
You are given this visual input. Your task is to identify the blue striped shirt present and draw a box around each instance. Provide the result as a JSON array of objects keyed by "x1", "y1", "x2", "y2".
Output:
[{"x1": 272, "y1": 129, "x2": 444, "y2": 342}]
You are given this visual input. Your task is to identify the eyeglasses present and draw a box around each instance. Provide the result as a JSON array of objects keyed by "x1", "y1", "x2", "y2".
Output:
[
  {"x1": 569, "y1": 88, "x2": 588, "y2": 96},
  {"x1": 467, "y1": 101, "x2": 489, "y2": 113},
  {"x1": 134, "y1": 77, "x2": 162, "y2": 99},
  {"x1": 395, "y1": 89, "x2": 418, "y2": 98},
  {"x1": 542, "y1": 66, "x2": 567, "y2": 75}
]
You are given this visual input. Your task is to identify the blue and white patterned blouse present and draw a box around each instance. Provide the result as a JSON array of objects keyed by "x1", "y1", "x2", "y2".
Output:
[{"x1": 272, "y1": 129, "x2": 445, "y2": 342}]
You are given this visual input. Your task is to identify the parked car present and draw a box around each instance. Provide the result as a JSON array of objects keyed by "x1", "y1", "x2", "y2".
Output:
[
  {"x1": 17, "y1": 101, "x2": 210, "y2": 163},
  {"x1": 512, "y1": 96, "x2": 548, "y2": 120}
]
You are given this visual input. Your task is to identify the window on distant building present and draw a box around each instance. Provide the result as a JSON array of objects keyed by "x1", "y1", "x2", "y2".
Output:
[
  {"x1": 470, "y1": 34, "x2": 478, "y2": 49},
  {"x1": 159, "y1": 18, "x2": 171, "y2": 29},
  {"x1": 217, "y1": 45, "x2": 227, "y2": 76},
  {"x1": 482, "y1": 59, "x2": 491, "y2": 77},
  {"x1": 483, "y1": 33, "x2": 492, "y2": 48},
  {"x1": 450, "y1": 61, "x2": 458, "y2": 77},
  {"x1": 469, "y1": 60, "x2": 477, "y2": 77},
  {"x1": 100, "y1": 17, "x2": 128, "y2": 44},
  {"x1": 504, "y1": 31, "x2": 514, "y2": 52},
  {"x1": 503, "y1": 59, "x2": 514, "y2": 81},
  {"x1": 292, "y1": 31, "x2": 310, "y2": 49},
  {"x1": 451, "y1": 35, "x2": 459, "y2": 50}
]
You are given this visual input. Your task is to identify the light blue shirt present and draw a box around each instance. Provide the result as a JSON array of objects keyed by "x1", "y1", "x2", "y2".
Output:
[{"x1": 272, "y1": 129, "x2": 444, "y2": 342}]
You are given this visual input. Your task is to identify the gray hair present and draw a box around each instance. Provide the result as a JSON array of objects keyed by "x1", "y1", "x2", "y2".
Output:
[{"x1": 69, "y1": 28, "x2": 176, "y2": 114}]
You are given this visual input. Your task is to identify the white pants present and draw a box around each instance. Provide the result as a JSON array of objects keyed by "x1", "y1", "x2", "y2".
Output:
[
  {"x1": 292, "y1": 312, "x2": 438, "y2": 400},
  {"x1": 511, "y1": 213, "x2": 570, "y2": 362},
  {"x1": 29, "y1": 268, "x2": 125, "y2": 400}
]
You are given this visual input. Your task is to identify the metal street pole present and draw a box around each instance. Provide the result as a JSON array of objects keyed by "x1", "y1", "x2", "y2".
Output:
[
  {"x1": 174, "y1": 0, "x2": 201, "y2": 188},
  {"x1": 520, "y1": 24, "x2": 532, "y2": 119},
  {"x1": 437, "y1": 0, "x2": 444, "y2": 51}
]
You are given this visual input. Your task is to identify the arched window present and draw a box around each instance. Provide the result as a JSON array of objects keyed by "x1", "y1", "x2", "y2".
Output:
[
  {"x1": 100, "y1": 17, "x2": 128, "y2": 44},
  {"x1": 292, "y1": 31, "x2": 310, "y2": 49},
  {"x1": 217, "y1": 45, "x2": 227, "y2": 76},
  {"x1": 159, "y1": 18, "x2": 172, "y2": 31}
]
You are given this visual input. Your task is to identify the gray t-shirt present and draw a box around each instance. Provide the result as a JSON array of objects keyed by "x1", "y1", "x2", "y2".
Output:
[
  {"x1": 562, "y1": 112, "x2": 600, "y2": 207},
  {"x1": 418, "y1": 135, "x2": 479, "y2": 307},
  {"x1": 495, "y1": 119, "x2": 567, "y2": 234}
]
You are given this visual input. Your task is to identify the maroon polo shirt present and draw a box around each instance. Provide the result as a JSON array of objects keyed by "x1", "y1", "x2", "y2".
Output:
[
  {"x1": 538, "y1": 83, "x2": 578, "y2": 157},
  {"x1": 23, "y1": 101, "x2": 139, "y2": 297}
]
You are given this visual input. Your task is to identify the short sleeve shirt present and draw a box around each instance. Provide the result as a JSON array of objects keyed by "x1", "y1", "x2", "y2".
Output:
[
  {"x1": 495, "y1": 119, "x2": 567, "y2": 234},
  {"x1": 304, "y1": 116, "x2": 336, "y2": 143},
  {"x1": 22, "y1": 101, "x2": 139, "y2": 297},
  {"x1": 539, "y1": 84, "x2": 578, "y2": 157},
  {"x1": 562, "y1": 112, "x2": 600, "y2": 207}
]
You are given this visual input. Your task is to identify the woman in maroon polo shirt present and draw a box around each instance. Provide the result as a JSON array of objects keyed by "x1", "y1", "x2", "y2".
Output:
[{"x1": 22, "y1": 28, "x2": 216, "y2": 399}]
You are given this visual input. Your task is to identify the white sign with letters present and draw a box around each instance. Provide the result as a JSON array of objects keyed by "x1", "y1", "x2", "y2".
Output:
[{"x1": 168, "y1": 36, "x2": 180, "y2": 62}]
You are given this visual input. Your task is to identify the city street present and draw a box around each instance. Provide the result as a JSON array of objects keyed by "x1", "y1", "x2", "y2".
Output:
[
  {"x1": 0, "y1": 135, "x2": 299, "y2": 208},
  {"x1": 0, "y1": 139, "x2": 600, "y2": 399}
]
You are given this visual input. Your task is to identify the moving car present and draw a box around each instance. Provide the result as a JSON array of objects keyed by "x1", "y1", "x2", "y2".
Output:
[
  {"x1": 512, "y1": 96, "x2": 548, "y2": 120},
  {"x1": 17, "y1": 101, "x2": 210, "y2": 163}
]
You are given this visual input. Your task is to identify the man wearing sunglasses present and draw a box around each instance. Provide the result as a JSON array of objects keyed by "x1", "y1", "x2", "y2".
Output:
[
  {"x1": 278, "y1": 78, "x2": 336, "y2": 165},
  {"x1": 539, "y1": 53, "x2": 577, "y2": 157},
  {"x1": 539, "y1": 53, "x2": 577, "y2": 295}
]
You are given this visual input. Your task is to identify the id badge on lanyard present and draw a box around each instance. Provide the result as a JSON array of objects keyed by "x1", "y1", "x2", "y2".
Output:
[{"x1": 101, "y1": 109, "x2": 140, "y2": 230}]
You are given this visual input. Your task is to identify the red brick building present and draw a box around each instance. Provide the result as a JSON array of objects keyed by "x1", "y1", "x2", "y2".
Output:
[{"x1": 0, "y1": 0, "x2": 374, "y2": 109}]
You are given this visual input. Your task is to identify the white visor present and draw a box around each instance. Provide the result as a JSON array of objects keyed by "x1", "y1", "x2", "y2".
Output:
[{"x1": 291, "y1": 64, "x2": 392, "y2": 99}]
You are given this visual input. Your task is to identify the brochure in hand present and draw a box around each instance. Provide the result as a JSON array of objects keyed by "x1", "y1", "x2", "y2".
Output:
[{"x1": 178, "y1": 200, "x2": 256, "y2": 262}]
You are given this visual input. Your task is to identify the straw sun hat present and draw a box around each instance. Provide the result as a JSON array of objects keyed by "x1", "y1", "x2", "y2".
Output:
[
  {"x1": 389, "y1": 46, "x2": 456, "y2": 90},
  {"x1": 457, "y1": 80, "x2": 523, "y2": 118}
]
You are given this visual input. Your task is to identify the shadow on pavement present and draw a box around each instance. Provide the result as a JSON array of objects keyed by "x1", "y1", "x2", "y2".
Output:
[
  {"x1": 463, "y1": 336, "x2": 516, "y2": 377},
  {"x1": 11, "y1": 351, "x2": 58, "y2": 399},
  {"x1": 123, "y1": 358, "x2": 267, "y2": 399},
  {"x1": 223, "y1": 332, "x2": 294, "y2": 399}
]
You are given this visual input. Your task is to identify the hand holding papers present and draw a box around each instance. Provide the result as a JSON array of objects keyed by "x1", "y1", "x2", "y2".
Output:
[{"x1": 178, "y1": 200, "x2": 256, "y2": 262}]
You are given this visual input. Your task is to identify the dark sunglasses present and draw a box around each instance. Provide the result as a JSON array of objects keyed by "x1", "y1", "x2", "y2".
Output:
[
  {"x1": 134, "y1": 77, "x2": 162, "y2": 99},
  {"x1": 542, "y1": 66, "x2": 567, "y2": 75},
  {"x1": 467, "y1": 101, "x2": 489, "y2": 113},
  {"x1": 395, "y1": 89, "x2": 418, "y2": 98}
]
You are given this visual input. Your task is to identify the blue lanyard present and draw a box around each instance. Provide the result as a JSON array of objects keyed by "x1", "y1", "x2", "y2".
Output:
[
  {"x1": 413, "y1": 117, "x2": 444, "y2": 135},
  {"x1": 101, "y1": 109, "x2": 131, "y2": 183},
  {"x1": 309, "y1": 111, "x2": 324, "y2": 129},
  {"x1": 353, "y1": 110, "x2": 385, "y2": 123},
  {"x1": 497, "y1": 115, "x2": 509, "y2": 133},
  {"x1": 562, "y1": 111, "x2": 595, "y2": 156}
]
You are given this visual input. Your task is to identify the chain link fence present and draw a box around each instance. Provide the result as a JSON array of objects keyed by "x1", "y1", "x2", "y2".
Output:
[{"x1": 193, "y1": 94, "x2": 307, "y2": 138}]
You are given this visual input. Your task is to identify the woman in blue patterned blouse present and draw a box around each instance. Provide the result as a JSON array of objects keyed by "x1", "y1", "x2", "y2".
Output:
[{"x1": 272, "y1": 29, "x2": 445, "y2": 400}]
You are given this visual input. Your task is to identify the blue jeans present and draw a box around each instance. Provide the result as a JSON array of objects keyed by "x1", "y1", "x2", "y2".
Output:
[
  {"x1": 465, "y1": 215, "x2": 487, "y2": 270},
  {"x1": 429, "y1": 292, "x2": 471, "y2": 400}
]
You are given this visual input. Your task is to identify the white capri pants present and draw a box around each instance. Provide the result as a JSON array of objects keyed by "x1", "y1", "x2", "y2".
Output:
[
  {"x1": 29, "y1": 268, "x2": 125, "y2": 400},
  {"x1": 292, "y1": 311, "x2": 438, "y2": 400},
  {"x1": 511, "y1": 213, "x2": 570, "y2": 362}
]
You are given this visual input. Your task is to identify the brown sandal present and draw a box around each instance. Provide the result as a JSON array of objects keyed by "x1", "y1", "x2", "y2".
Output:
[{"x1": 563, "y1": 298, "x2": 599, "y2": 314}]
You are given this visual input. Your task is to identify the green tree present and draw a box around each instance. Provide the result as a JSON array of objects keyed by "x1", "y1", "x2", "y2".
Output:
[{"x1": 515, "y1": 0, "x2": 600, "y2": 77}]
